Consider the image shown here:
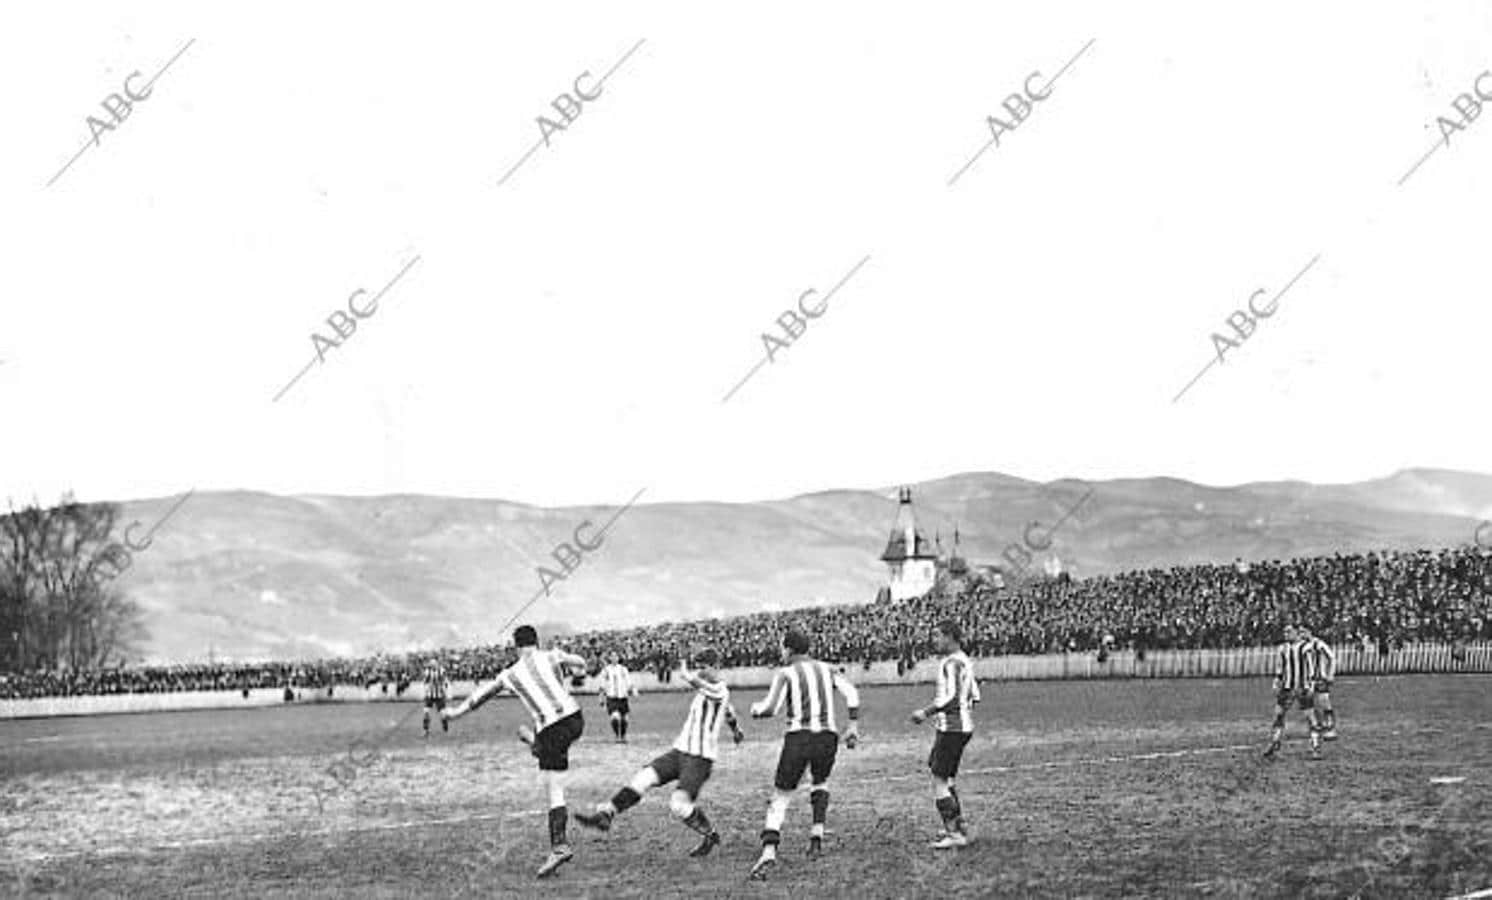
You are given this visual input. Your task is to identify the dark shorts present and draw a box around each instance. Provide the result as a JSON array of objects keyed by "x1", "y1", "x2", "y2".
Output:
[
  {"x1": 424, "y1": 696, "x2": 446, "y2": 710},
  {"x1": 605, "y1": 697, "x2": 631, "y2": 716},
  {"x1": 773, "y1": 731, "x2": 838, "y2": 791},
  {"x1": 648, "y1": 748, "x2": 714, "y2": 799},
  {"x1": 535, "y1": 711, "x2": 584, "y2": 771},
  {"x1": 928, "y1": 730, "x2": 972, "y2": 779},
  {"x1": 1276, "y1": 688, "x2": 1314, "y2": 711}
]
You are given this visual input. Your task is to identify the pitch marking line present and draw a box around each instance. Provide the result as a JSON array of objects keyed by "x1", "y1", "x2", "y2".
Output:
[
  {"x1": 922, "y1": 741, "x2": 1257, "y2": 781},
  {"x1": 1447, "y1": 890, "x2": 1492, "y2": 900},
  {"x1": 15, "y1": 738, "x2": 1265, "y2": 864}
]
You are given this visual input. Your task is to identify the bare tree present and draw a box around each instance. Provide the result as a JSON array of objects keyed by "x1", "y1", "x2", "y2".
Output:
[{"x1": 0, "y1": 496, "x2": 149, "y2": 672}]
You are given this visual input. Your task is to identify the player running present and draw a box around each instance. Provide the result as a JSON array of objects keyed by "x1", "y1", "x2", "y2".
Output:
[
  {"x1": 909, "y1": 620, "x2": 981, "y2": 849},
  {"x1": 421, "y1": 662, "x2": 449, "y2": 738},
  {"x1": 1263, "y1": 624, "x2": 1324, "y2": 760},
  {"x1": 1297, "y1": 626, "x2": 1338, "y2": 739},
  {"x1": 747, "y1": 629, "x2": 861, "y2": 882},
  {"x1": 573, "y1": 648, "x2": 744, "y2": 856},
  {"x1": 597, "y1": 652, "x2": 638, "y2": 743},
  {"x1": 442, "y1": 625, "x2": 588, "y2": 879}
]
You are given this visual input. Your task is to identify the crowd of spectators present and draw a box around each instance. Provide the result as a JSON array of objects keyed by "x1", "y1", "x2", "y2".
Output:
[{"x1": 3, "y1": 545, "x2": 1488, "y2": 700}]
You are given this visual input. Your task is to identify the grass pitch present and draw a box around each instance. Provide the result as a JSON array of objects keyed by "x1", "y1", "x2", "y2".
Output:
[{"x1": 3, "y1": 676, "x2": 1490, "y2": 898}]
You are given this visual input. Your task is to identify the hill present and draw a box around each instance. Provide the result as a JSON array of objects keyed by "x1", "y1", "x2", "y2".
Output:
[{"x1": 106, "y1": 468, "x2": 1492, "y2": 663}]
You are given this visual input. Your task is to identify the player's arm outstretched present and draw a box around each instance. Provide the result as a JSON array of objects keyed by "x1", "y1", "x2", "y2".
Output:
[
  {"x1": 555, "y1": 649, "x2": 589, "y2": 678},
  {"x1": 833, "y1": 669, "x2": 862, "y2": 748},
  {"x1": 677, "y1": 660, "x2": 706, "y2": 690},
  {"x1": 444, "y1": 676, "x2": 504, "y2": 722},
  {"x1": 749, "y1": 669, "x2": 789, "y2": 719}
]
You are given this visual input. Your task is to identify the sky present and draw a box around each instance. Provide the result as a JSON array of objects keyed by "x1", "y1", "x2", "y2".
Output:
[{"x1": 2, "y1": 1, "x2": 1490, "y2": 511}]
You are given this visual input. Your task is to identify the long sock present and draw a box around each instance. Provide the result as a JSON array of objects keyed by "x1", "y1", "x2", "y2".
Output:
[
  {"x1": 760, "y1": 828, "x2": 780, "y2": 858},
  {"x1": 762, "y1": 793, "x2": 789, "y2": 856},
  {"x1": 610, "y1": 787, "x2": 643, "y2": 815},
  {"x1": 810, "y1": 788, "x2": 829, "y2": 839},
  {"x1": 548, "y1": 806, "x2": 568, "y2": 847},
  {"x1": 610, "y1": 717, "x2": 620, "y2": 738},
  {"x1": 620, "y1": 718, "x2": 628, "y2": 739},
  {"x1": 935, "y1": 795, "x2": 959, "y2": 833},
  {"x1": 682, "y1": 808, "x2": 713, "y2": 836}
]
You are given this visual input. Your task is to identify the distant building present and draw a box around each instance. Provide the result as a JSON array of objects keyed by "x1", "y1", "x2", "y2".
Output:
[{"x1": 881, "y1": 487, "x2": 938, "y2": 600}]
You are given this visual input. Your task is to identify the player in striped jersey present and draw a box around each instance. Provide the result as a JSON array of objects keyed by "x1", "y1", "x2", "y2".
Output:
[
  {"x1": 597, "y1": 652, "x2": 637, "y2": 743},
  {"x1": 443, "y1": 625, "x2": 589, "y2": 879},
  {"x1": 573, "y1": 647, "x2": 744, "y2": 857},
  {"x1": 421, "y1": 662, "x2": 450, "y2": 738},
  {"x1": 1297, "y1": 626, "x2": 1338, "y2": 740},
  {"x1": 909, "y1": 620, "x2": 981, "y2": 849},
  {"x1": 1263, "y1": 625, "x2": 1323, "y2": 760},
  {"x1": 747, "y1": 629, "x2": 862, "y2": 882}
]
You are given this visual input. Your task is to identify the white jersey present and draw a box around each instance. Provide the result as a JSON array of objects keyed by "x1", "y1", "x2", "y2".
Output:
[
  {"x1": 752, "y1": 659, "x2": 860, "y2": 735},
  {"x1": 673, "y1": 671, "x2": 736, "y2": 760},
  {"x1": 488, "y1": 649, "x2": 583, "y2": 731},
  {"x1": 598, "y1": 663, "x2": 634, "y2": 699},
  {"x1": 931, "y1": 651, "x2": 978, "y2": 733}
]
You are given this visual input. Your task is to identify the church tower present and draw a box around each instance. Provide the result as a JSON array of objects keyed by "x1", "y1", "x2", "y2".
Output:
[{"x1": 880, "y1": 487, "x2": 938, "y2": 600}]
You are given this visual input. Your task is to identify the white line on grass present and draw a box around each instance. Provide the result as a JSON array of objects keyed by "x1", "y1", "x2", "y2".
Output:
[
  {"x1": 1446, "y1": 889, "x2": 1492, "y2": 900},
  {"x1": 924, "y1": 742, "x2": 1257, "y2": 781}
]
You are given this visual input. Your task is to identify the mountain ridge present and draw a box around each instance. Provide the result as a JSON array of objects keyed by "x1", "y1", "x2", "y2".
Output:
[{"x1": 96, "y1": 468, "x2": 1492, "y2": 664}]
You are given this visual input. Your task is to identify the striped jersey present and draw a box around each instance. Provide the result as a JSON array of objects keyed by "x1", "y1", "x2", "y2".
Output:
[
  {"x1": 673, "y1": 671, "x2": 737, "y2": 760},
  {"x1": 597, "y1": 663, "x2": 634, "y2": 699},
  {"x1": 494, "y1": 649, "x2": 583, "y2": 730},
  {"x1": 423, "y1": 668, "x2": 448, "y2": 700},
  {"x1": 753, "y1": 659, "x2": 861, "y2": 734},
  {"x1": 1276, "y1": 640, "x2": 1315, "y2": 691},
  {"x1": 1298, "y1": 637, "x2": 1334, "y2": 682},
  {"x1": 931, "y1": 651, "x2": 978, "y2": 733}
]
